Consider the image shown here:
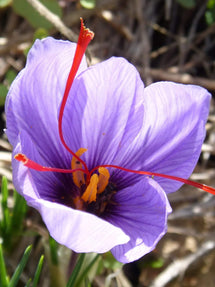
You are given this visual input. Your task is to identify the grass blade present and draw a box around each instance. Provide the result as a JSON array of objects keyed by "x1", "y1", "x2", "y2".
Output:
[
  {"x1": 32, "y1": 255, "x2": 44, "y2": 287},
  {"x1": 8, "y1": 245, "x2": 32, "y2": 287},
  {"x1": 10, "y1": 190, "x2": 27, "y2": 235},
  {"x1": 0, "y1": 244, "x2": 9, "y2": 287},
  {"x1": 49, "y1": 237, "x2": 58, "y2": 265},
  {"x1": 76, "y1": 254, "x2": 100, "y2": 287},
  {"x1": 1, "y1": 177, "x2": 10, "y2": 237},
  {"x1": 24, "y1": 279, "x2": 32, "y2": 287},
  {"x1": 66, "y1": 253, "x2": 85, "y2": 287}
]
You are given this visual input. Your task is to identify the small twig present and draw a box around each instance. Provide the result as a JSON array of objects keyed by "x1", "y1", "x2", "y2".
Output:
[
  {"x1": 25, "y1": 219, "x2": 49, "y2": 239},
  {"x1": 26, "y1": 0, "x2": 78, "y2": 41},
  {"x1": 148, "y1": 21, "x2": 180, "y2": 41},
  {"x1": 168, "y1": 194, "x2": 215, "y2": 220},
  {"x1": 0, "y1": 138, "x2": 12, "y2": 151},
  {"x1": 64, "y1": 0, "x2": 120, "y2": 26},
  {"x1": 0, "y1": 167, "x2": 12, "y2": 181},
  {"x1": 191, "y1": 169, "x2": 215, "y2": 180},
  {"x1": 135, "y1": 0, "x2": 152, "y2": 85},
  {"x1": 98, "y1": 10, "x2": 133, "y2": 41},
  {"x1": 105, "y1": 269, "x2": 132, "y2": 287},
  {"x1": 0, "y1": 33, "x2": 33, "y2": 56},
  {"x1": 145, "y1": 68, "x2": 215, "y2": 91},
  {"x1": 165, "y1": 0, "x2": 172, "y2": 20},
  {"x1": 0, "y1": 151, "x2": 12, "y2": 163},
  {"x1": 150, "y1": 42, "x2": 178, "y2": 59},
  {"x1": 149, "y1": 241, "x2": 215, "y2": 287},
  {"x1": 167, "y1": 226, "x2": 202, "y2": 238}
]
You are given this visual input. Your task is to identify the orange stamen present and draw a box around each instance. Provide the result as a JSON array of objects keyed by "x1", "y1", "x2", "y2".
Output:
[
  {"x1": 58, "y1": 18, "x2": 94, "y2": 174},
  {"x1": 97, "y1": 167, "x2": 110, "y2": 194},
  {"x1": 71, "y1": 148, "x2": 87, "y2": 188},
  {"x1": 81, "y1": 174, "x2": 99, "y2": 203}
]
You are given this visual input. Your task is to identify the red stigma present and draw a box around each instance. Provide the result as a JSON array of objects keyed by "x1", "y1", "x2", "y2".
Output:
[
  {"x1": 89, "y1": 164, "x2": 215, "y2": 196},
  {"x1": 58, "y1": 18, "x2": 94, "y2": 175},
  {"x1": 15, "y1": 153, "x2": 27, "y2": 164}
]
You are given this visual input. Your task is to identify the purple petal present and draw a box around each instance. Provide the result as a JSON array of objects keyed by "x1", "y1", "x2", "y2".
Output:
[
  {"x1": 109, "y1": 177, "x2": 171, "y2": 263},
  {"x1": 115, "y1": 82, "x2": 211, "y2": 193},
  {"x1": 61, "y1": 57, "x2": 145, "y2": 170},
  {"x1": 30, "y1": 198, "x2": 129, "y2": 253},
  {"x1": 6, "y1": 37, "x2": 87, "y2": 168}
]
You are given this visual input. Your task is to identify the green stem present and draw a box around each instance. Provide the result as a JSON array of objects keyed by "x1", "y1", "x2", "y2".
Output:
[{"x1": 0, "y1": 244, "x2": 9, "y2": 287}]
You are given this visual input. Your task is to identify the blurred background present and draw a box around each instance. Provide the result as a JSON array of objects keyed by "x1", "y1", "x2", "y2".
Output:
[{"x1": 0, "y1": 0, "x2": 215, "y2": 286}]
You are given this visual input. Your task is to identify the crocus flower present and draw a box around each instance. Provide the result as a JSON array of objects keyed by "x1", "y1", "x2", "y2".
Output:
[{"x1": 5, "y1": 20, "x2": 214, "y2": 263}]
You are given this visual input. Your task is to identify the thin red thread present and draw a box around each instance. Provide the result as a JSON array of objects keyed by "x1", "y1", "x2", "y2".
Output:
[
  {"x1": 15, "y1": 153, "x2": 215, "y2": 196},
  {"x1": 89, "y1": 164, "x2": 215, "y2": 196},
  {"x1": 58, "y1": 18, "x2": 94, "y2": 174},
  {"x1": 15, "y1": 153, "x2": 87, "y2": 174}
]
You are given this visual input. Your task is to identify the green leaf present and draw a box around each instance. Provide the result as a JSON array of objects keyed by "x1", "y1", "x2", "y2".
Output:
[
  {"x1": 0, "y1": 84, "x2": 8, "y2": 107},
  {"x1": 12, "y1": 0, "x2": 62, "y2": 29},
  {"x1": 176, "y1": 0, "x2": 196, "y2": 8},
  {"x1": 33, "y1": 28, "x2": 49, "y2": 40},
  {"x1": 84, "y1": 277, "x2": 91, "y2": 287},
  {"x1": 0, "y1": 70, "x2": 17, "y2": 107},
  {"x1": 9, "y1": 245, "x2": 32, "y2": 287},
  {"x1": 76, "y1": 254, "x2": 100, "y2": 287},
  {"x1": 0, "y1": 177, "x2": 10, "y2": 238},
  {"x1": 49, "y1": 237, "x2": 58, "y2": 265},
  {"x1": 24, "y1": 279, "x2": 32, "y2": 287},
  {"x1": 80, "y1": 0, "x2": 96, "y2": 9},
  {"x1": 207, "y1": 0, "x2": 215, "y2": 9},
  {"x1": 205, "y1": 10, "x2": 215, "y2": 25},
  {"x1": 10, "y1": 190, "x2": 27, "y2": 236},
  {"x1": 32, "y1": 255, "x2": 44, "y2": 287},
  {"x1": 66, "y1": 254, "x2": 86, "y2": 287},
  {"x1": 103, "y1": 252, "x2": 123, "y2": 270},
  {"x1": 0, "y1": 244, "x2": 9, "y2": 287},
  {"x1": 150, "y1": 258, "x2": 164, "y2": 268},
  {"x1": 0, "y1": 0, "x2": 12, "y2": 8},
  {"x1": 5, "y1": 70, "x2": 17, "y2": 86},
  {"x1": 0, "y1": 179, "x2": 27, "y2": 251},
  {"x1": 205, "y1": 0, "x2": 215, "y2": 25}
]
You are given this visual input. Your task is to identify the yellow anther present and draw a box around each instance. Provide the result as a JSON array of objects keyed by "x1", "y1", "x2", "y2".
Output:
[
  {"x1": 71, "y1": 148, "x2": 87, "y2": 188},
  {"x1": 97, "y1": 167, "x2": 110, "y2": 194},
  {"x1": 81, "y1": 174, "x2": 99, "y2": 203}
]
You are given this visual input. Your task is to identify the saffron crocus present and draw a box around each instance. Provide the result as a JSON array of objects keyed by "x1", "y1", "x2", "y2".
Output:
[{"x1": 5, "y1": 20, "x2": 214, "y2": 263}]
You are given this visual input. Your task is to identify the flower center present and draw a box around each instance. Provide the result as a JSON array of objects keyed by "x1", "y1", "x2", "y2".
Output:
[{"x1": 71, "y1": 148, "x2": 113, "y2": 213}]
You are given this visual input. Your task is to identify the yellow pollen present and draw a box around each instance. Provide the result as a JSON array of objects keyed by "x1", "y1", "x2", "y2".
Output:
[
  {"x1": 97, "y1": 167, "x2": 110, "y2": 194},
  {"x1": 71, "y1": 148, "x2": 87, "y2": 188},
  {"x1": 81, "y1": 174, "x2": 99, "y2": 203}
]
